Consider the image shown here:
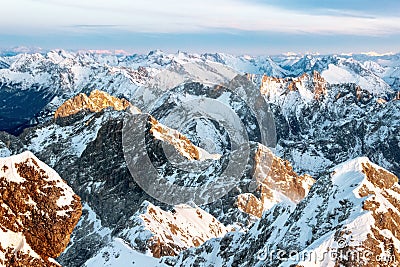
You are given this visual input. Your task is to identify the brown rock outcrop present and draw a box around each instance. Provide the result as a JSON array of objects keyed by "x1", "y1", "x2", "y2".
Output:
[
  {"x1": 148, "y1": 116, "x2": 220, "y2": 161},
  {"x1": 54, "y1": 89, "x2": 131, "y2": 119},
  {"x1": 236, "y1": 145, "x2": 315, "y2": 217},
  {"x1": 352, "y1": 162, "x2": 400, "y2": 266},
  {"x1": 149, "y1": 117, "x2": 201, "y2": 160},
  {"x1": 312, "y1": 70, "x2": 328, "y2": 100},
  {"x1": 260, "y1": 71, "x2": 327, "y2": 101},
  {"x1": 0, "y1": 151, "x2": 82, "y2": 267}
]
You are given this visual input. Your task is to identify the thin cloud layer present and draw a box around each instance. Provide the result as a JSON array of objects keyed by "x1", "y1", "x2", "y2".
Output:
[
  {"x1": 2, "y1": 0, "x2": 400, "y2": 36},
  {"x1": 257, "y1": 0, "x2": 400, "y2": 16}
]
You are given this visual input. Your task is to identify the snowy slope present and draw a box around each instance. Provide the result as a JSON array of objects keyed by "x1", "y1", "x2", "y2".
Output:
[
  {"x1": 119, "y1": 201, "x2": 230, "y2": 258},
  {"x1": 202, "y1": 53, "x2": 287, "y2": 77},
  {"x1": 321, "y1": 58, "x2": 392, "y2": 95},
  {"x1": 84, "y1": 238, "x2": 166, "y2": 267},
  {"x1": 173, "y1": 157, "x2": 400, "y2": 266}
]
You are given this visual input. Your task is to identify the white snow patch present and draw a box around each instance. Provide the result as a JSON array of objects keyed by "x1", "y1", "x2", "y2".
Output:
[{"x1": 84, "y1": 238, "x2": 165, "y2": 267}]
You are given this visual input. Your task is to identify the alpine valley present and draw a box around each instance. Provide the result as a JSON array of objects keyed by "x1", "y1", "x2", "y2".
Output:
[{"x1": 0, "y1": 49, "x2": 399, "y2": 267}]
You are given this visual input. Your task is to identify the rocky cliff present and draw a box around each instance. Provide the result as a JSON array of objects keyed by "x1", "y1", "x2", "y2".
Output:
[
  {"x1": 0, "y1": 151, "x2": 81, "y2": 267},
  {"x1": 236, "y1": 144, "x2": 314, "y2": 218}
]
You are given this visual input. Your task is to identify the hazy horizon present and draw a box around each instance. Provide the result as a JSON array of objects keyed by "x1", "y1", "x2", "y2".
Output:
[
  {"x1": 1, "y1": 0, "x2": 399, "y2": 54},
  {"x1": 1, "y1": 45, "x2": 399, "y2": 58}
]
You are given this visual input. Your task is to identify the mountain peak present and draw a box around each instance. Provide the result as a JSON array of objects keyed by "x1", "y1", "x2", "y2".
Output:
[
  {"x1": 332, "y1": 157, "x2": 398, "y2": 198},
  {"x1": 54, "y1": 89, "x2": 131, "y2": 119},
  {"x1": 120, "y1": 201, "x2": 229, "y2": 258},
  {"x1": 260, "y1": 70, "x2": 327, "y2": 102}
]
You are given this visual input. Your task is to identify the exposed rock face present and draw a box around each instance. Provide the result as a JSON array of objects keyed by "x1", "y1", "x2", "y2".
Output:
[
  {"x1": 148, "y1": 116, "x2": 220, "y2": 161},
  {"x1": 54, "y1": 89, "x2": 131, "y2": 120},
  {"x1": 258, "y1": 69, "x2": 400, "y2": 180},
  {"x1": 312, "y1": 70, "x2": 328, "y2": 100},
  {"x1": 236, "y1": 144, "x2": 314, "y2": 217},
  {"x1": 0, "y1": 151, "x2": 82, "y2": 267},
  {"x1": 173, "y1": 158, "x2": 400, "y2": 267},
  {"x1": 260, "y1": 71, "x2": 327, "y2": 102}
]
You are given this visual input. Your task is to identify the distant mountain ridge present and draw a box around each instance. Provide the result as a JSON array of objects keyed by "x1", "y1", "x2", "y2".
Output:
[{"x1": 0, "y1": 50, "x2": 398, "y2": 135}]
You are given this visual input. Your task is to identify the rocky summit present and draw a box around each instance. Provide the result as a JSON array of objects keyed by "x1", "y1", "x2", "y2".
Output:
[
  {"x1": 54, "y1": 89, "x2": 132, "y2": 125},
  {"x1": 0, "y1": 50, "x2": 399, "y2": 266}
]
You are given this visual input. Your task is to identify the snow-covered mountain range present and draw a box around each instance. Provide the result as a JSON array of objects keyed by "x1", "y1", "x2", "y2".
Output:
[
  {"x1": 0, "y1": 49, "x2": 399, "y2": 266},
  {"x1": 0, "y1": 50, "x2": 398, "y2": 134}
]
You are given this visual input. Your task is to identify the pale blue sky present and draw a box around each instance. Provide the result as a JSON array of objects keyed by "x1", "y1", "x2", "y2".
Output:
[{"x1": 1, "y1": 0, "x2": 399, "y2": 54}]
